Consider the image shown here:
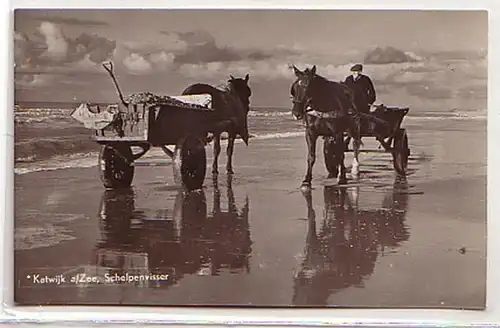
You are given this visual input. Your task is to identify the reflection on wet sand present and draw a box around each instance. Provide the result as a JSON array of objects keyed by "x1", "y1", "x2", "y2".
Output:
[
  {"x1": 293, "y1": 176, "x2": 410, "y2": 306},
  {"x1": 94, "y1": 174, "x2": 251, "y2": 288}
]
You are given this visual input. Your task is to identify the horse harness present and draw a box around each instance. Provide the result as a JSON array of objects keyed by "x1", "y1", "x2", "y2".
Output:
[
  {"x1": 291, "y1": 77, "x2": 358, "y2": 120},
  {"x1": 305, "y1": 106, "x2": 349, "y2": 119},
  {"x1": 302, "y1": 89, "x2": 354, "y2": 120}
]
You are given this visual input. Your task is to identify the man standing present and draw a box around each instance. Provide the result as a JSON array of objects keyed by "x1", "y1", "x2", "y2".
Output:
[
  {"x1": 341, "y1": 64, "x2": 377, "y2": 153},
  {"x1": 343, "y1": 64, "x2": 376, "y2": 113}
]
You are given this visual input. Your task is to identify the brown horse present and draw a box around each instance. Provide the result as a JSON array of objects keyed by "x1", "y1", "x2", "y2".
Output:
[
  {"x1": 290, "y1": 65, "x2": 362, "y2": 190},
  {"x1": 181, "y1": 74, "x2": 251, "y2": 175}
]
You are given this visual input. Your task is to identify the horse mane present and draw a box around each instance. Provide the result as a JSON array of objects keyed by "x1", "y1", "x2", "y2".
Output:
[
  {"x1": 309, "y1": 74, "x2": 354, "y2": 113},
  {"x1": 313, "y1": 74, "x2": 342, "y2": 88},
  {"x1": 215, "y1": 81, "x2": 232, "y2": 93},
  {"x1": 312, "y1": 73, "x2": 329, "y2": 82}
]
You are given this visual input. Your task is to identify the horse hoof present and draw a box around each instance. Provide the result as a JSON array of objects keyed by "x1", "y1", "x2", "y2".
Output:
[
  {"x1": 327, "y1": 173, "x2": 336, "y2": 179},
  {"x1": 227, "y1": 168, "x2": 234, "y2": 174},
  {"x1": 338, "y1": 177, "x2": 347, "y2": 185},
  {"x1": 212, "y1": 170, "x2": 219, "y2": 176}
]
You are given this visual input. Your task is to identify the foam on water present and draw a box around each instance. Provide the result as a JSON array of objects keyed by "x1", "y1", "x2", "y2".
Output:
[
  {"x1": 14, "y1": 152, "x2": 100, "y2": 175},
  {"x1": 13, "y1": 131, "x2": 307, "y2": 175},
  {"x1": 15, "y1": 107, "x2": 74, "y2": 124},
  {"x1": 12, "y1": 54, "x2": 487, "y2": 177},
  {"x1": 407, "y1": 114, "x2": 487, "y2": 121},
  {"x1": 14, "y1": 111, "x2": 487, "y2": 176}
]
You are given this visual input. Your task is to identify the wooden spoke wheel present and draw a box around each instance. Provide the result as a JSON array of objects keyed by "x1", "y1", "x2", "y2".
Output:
[
  {"x1": 173, "y1": 135, "x2": 207, "y2": 191},
  {"x1": 98, "y1": 144, "x2": 135, "y2": 189},
  {"x1": 392, "y1": 128, "x2": 410, "y2": 176}
]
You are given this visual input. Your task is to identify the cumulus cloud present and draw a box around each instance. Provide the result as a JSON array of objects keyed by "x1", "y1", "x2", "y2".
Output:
[
  {"x1": 108, "y1": 29, "x2": 289, "y2": 79},
  {"x1": 14, "y1": 20, "x2": 117, "y2": 90},
  {"x1": 115, "y1": 45, "x2": 175, "y2": 75},
  {"x1": 364, "y1": 46, "x2": 422, "y2": 65},
  {"x1": 70, "y1": 32, "x2": 116, "y2": 64},
  {"x1": 15, "y1": 73, "x2": 55, "y2": 88},
  {"x1": 14, "y1": 32, "x2": 35, "y2": 68},
  {"x1": 149, "y1": 51, "x2": 175, "y2": 69},
  {"x1": 72, "y1": 54, "x2": 106, "y2": 72},
  {"x1": 180, "y1": 59, "x2": 298, "y2": 82},
  {"x1": 15, "y1": 21, "x2": 116, "y2": 69},
  {"x1": 123, "y1": 53, "x2": 153, "y2": 75},
  {"x1": 37, "y1": 21, "x2": 69, "y2": 61},
  {"x1": 160, "y1": 30, "x2": 273, "y2": 65}
]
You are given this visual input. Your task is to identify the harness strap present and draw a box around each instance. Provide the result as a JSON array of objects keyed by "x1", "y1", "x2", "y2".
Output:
[
  {"x1": 306, "y1": 109, "x2": 344, "y2": 119},
  {"x1": 305, "y1": 104, "x2": 352, "y2": 119}
]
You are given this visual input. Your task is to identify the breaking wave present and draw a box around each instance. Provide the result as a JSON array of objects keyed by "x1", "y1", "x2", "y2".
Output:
[
  {"x1": 15, "y1": 107, "x2": 74, "y2": 125},
  {"x1": 14, "y1": 111, "x2": 486, "y2": 176},
  {"x1": 15, "y1": 137, "x2": 100, "y2": 163}
]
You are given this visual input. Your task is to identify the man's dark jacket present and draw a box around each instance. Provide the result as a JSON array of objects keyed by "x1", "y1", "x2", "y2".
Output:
[{"x1": 343, "y1": 74, "x2": 376, "y2": 113}]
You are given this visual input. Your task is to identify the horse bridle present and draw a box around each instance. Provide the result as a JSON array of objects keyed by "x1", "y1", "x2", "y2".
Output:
[{"x1": 291, "y1": 78, "x2": 313, "y2": 114}]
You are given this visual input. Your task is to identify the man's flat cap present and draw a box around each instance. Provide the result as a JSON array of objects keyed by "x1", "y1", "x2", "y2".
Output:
[{"x1": 350, "y1": 64, "x2": 363, "y2": 72}]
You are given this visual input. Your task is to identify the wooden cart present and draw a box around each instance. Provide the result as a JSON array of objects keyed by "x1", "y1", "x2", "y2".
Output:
[
  {"x1": 325, "y1": 104, "x2": 411, "y2": 176},
  {"x1": 70, "y1": 62, "x2": 214, "y2": 191}
]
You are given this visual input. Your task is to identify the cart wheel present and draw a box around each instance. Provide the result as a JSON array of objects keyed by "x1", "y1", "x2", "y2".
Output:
[
  {"x1": 393, "y1": 128, "x2": 410, "y2": 176},
  {"x1": 173, "y1": 135, "x2": 207, "y2": 191},
  {"x1": 98, "y1": 144, "x2": 134, "y2": 189},
  {"x1": 323, "y1": 137, "x2": 338, "y2": 178}
]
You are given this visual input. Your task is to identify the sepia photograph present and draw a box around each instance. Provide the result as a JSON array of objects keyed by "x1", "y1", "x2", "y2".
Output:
[{"x1": 13, "y1": 9, "x2": 487, "y2": 309}]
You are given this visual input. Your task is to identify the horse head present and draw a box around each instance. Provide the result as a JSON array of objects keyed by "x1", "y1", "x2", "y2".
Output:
[
  {"x1": 290, "y1": 65, "x2": 316, "y2": 120},
  {"x1": 227, "y1": 74, "x2": 252, "y2": 113}
]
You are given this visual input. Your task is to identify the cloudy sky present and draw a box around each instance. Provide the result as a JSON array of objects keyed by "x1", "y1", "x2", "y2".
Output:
[{"x1": 14, "y1": 9, "x2": 487, "y2": 106}]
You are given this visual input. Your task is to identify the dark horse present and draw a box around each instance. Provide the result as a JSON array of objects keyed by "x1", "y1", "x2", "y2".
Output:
[
  {"x1": 290, "y1": 65, "x2": 361, "y2": 190},
  {"x1": 181, "y1": 74, "x2": 252, "y2": 175}
]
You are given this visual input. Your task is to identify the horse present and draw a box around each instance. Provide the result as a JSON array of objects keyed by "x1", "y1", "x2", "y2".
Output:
[
  {"x1": 290, "y1": 65, "x2": 362, "y2": 190},
  {"x1": 181, "y1": 74, "x2": 252, "y2": 175}
]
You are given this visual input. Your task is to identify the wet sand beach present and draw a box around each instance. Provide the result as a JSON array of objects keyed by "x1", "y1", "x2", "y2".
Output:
[{"x1": 13, "y1": 118, "x2": 486, "y2": 309}]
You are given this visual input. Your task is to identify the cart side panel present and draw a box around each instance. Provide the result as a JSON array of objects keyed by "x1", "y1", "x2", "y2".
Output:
[
  {"x1": 94, "y1": 103, "x2": 149, "y2": 142},
  {"x1": 361, "y1": 107, "x2": 409, "y2": 138},
  {"x1": 148, "y1": 105, "x2": 214, "y2": 146},
  {"x1": 123, "y1": 103, "x2": 148, "y2": 139}
]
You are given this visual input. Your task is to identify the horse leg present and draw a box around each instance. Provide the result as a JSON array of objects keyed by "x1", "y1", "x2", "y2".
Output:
[
  {"x1": 301, "y1": 130, "x2": 318, "y2": 190},
  {"x1": 212, "y1": 134, "x2": 221, "y2": 175},
  {"x1": 226, "y1": 131, "x2": 236, "y2": 174},
  {"x1": 344, "y1": 136, "x2": 351, "y2": 151},
  {"x1": 336, "y1": 133, "x2": 348, "y2": 185},
  {"x1": 350, "y1": 116, "x2": 361, "y2": 179},
  {"x1": 324, "y1": 136, "x2": 338, "y2": 179},
  {"x1": 351, "y1": 138, "x2": 360, "y2": 178}
]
